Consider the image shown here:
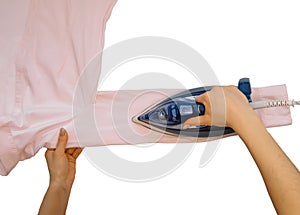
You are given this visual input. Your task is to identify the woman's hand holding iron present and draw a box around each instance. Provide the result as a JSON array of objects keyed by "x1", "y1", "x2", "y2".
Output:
[
  {"x1": 183, "y1": 86, "x2": 259, "y2": 132},
  {"x1": 184, "y1": 86, "x2": 300, "y2": 215}
]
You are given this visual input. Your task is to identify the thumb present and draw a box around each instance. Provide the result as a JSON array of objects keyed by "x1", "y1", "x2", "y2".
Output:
[
  {"x1": 56, "y1": 128, "x2": 68, "y2": 153},
  {"x1": 195, "y1": 92, "x2": 209, "y2": 104},
  {"x1": 183, "y1": 115, "x2": 210, "y2": 129}
]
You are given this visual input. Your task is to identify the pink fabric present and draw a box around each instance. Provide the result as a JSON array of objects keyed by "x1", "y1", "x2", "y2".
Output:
[
  {"x1": 0, "y1": 0, "x2": 292, "y2": 176},
  {"x1": 0, "y1": 0, "x2": 117, "y2": 175},
  {"x1": 44, "y1": 86, "x2": 291, "y2": 148},
  {"x1": 252, "y1": 85, "x2": 292, "y2": 127}
]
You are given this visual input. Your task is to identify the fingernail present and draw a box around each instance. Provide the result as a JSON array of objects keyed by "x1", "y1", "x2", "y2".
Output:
[{"x1": 60, "y1": 128, "x2": 66, "y2": 136}]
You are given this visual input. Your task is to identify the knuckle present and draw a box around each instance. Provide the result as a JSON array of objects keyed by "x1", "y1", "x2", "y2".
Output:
[
  {"x1": 45, "y1": 151, "x2": 50, "y2": 159},
  {"x1": 58, "y1": 134, "x2": 67, "y2": 141},
  {"x1": 57, "y1": 136, "x2": 67, "y2": 145}
]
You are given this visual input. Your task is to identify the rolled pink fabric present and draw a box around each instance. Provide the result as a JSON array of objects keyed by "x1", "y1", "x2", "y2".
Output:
[{"x1": 46, "y1": 86, "x2": 289, "y2": 148}]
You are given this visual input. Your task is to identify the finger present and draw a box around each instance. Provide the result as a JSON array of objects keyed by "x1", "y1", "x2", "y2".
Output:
[
  {"x1": 72, "y1": 148, "x2": 83, "y2": 159},
  {"x1": 45, "y1": 147, "x2": 57, "y2": 161},
  {"x1": 56, "y1": 128, "x2": 68, "y2": 153},
  {"x1": 66, "y1": 148, "x2": 76, "y2": 155},
  {"x1": 45, "y1": 149, "x2": 53, "y2": 158},
  {"x1": 195, "y1": 92, "x2": 209, "y2": 104},
  {"x1": 183, "y1": 115, "x2": 209, "y2": 128}
]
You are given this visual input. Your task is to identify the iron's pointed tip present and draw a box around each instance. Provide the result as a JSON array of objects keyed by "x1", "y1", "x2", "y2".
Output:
[{"x1": 132, "y1": 115, "x2": 141, "y2": 123}]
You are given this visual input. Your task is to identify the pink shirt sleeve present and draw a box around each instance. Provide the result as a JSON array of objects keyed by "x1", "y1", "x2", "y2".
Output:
[{"x1": 46, "y1": 85, "x2": 289, "y2": 148}]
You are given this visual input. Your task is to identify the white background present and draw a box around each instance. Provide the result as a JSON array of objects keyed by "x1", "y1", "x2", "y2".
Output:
[{"x1": 1, "y1": 0, "x2": 300, "y2": 214}]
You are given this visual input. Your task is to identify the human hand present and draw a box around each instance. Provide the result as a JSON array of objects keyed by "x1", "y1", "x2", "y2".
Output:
[
  {"x1": 45, "y1": 128, "x2": 83, "y2": 190},
  {"x1": 183, "y1": 86, "x2": 259, "y2": 131}
]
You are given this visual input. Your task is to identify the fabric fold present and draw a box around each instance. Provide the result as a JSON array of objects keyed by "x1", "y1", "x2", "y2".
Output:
[{"x1": 0, "y1": 0, "x2": 118, "y2": 176}]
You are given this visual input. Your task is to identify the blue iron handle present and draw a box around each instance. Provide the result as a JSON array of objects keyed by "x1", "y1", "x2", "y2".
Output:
[{"x1": 195, "y1": 78, "x2": 252, "y2": 116}]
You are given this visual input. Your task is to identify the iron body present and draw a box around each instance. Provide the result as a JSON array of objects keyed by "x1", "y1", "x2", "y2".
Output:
[{"x1": 132, "y1": 78, "x2": 252, "y2": 137}]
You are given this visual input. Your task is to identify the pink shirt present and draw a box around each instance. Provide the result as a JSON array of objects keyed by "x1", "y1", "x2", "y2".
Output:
[
  {"x1": 0, "y1": 0, "x2": 117, "y2": 175},
  {"x1": 0, "y1": 0, "x2": 292, "y2": 176}
]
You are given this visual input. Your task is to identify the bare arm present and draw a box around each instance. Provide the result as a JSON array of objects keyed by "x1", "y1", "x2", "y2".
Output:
[
  {"x1": 184, "y1": 86, "x2": 300, "y2": 215},
  {"x1": 38, "y1": 128, "x2": 83, "y2": 215}
]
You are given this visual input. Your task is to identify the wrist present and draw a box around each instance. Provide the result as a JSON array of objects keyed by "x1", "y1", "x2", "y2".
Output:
[
  {"x1": 230, "y1": 111, "x2": 264, "y2": 135},
  {"x1": 49, "y1": 180, "x2": 73, "y2": 193}
]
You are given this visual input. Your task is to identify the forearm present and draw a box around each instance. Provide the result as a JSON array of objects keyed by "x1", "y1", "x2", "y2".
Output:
[
  {"x1": 38, "y1": 182, "x2": 72, "y2": 215},
  {"x1": 234, "y1": 114, "x2": 300, "y2": 215}
]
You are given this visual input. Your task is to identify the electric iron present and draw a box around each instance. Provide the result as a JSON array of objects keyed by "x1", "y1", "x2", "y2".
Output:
[
  {"x1": 132, "y1": 78, "x2": 299, "y2": 138},
  {"x1": 132, "y1": 78, "x2": 252, "y2": 137}
]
